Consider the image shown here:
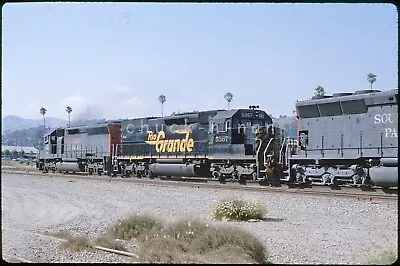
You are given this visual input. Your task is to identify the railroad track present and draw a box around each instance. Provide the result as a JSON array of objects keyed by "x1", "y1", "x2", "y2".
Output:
[{"x1": 2, "y1": 168, "x2": 398, "y2": 202}]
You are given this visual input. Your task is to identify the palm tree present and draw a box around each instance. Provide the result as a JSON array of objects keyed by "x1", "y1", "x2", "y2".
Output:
[
  {"x1": 315, "y1": 86, "x2": 325, "y2": 96},
  {"x1": 367, "y1": 73, "x2": 377, "y2": 90},
  {"x1": 158, "y1": 94, "x2": 166, "y2": 117},
  {"x1": 40, "y1": 107, "x2": 47, "y2": 133},
  {"x1": 224, "y1": 92, "x2": 233, "y2": 110},
  {"x1": 65, "y1": 106, "x2": 72, "y2": 127}
]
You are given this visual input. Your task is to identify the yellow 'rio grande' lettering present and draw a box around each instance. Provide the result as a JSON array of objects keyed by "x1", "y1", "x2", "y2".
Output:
[{"x1": 145, "y1": 130, "x2": 194, "y2": 153}]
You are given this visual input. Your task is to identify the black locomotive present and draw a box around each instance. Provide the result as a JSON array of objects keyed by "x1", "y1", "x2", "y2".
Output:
[{"x1": 115, "y1": 107, "x2": 289, "y2": 180}]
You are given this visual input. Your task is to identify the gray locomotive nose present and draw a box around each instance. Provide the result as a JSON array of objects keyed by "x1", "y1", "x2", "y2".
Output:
[{"x1": 292, "y1": 88, "x2": 398, "y2": 188}]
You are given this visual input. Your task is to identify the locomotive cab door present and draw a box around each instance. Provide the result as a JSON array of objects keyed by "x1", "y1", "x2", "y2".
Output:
[
  {"x1": 49, "y1": 130, "x2": 58, "y2": 155},
  {"x1": 231, "y1": 118, "x2": 245, "y2": 144},
  {"x1": 243, "y1": 121, "x2": 255, "y2": 155},
  {"x1": 57, "y1": 137, "x2": 64, "y2": 157}
]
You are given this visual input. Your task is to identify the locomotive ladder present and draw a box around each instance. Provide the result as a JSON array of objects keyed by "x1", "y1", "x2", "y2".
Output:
[
  {"x1": 112, "y1": 144, "x2": 119, "y2": 175},
  {"x1": 255, "y1": 138, "x2": 273, "y2": 179}
]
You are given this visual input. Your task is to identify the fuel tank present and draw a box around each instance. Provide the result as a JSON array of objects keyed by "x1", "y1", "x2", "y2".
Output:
[
  {"x1": 55, "y1": 162, "x2": 85, "y2": 172},
  {"x1": 369, "y1": 166, "x2": 398, "y2": 187},
  {"x1": 380, "y1": 158, "x2": 398, "y2": 167},
  {"x1": 155, "y1": 158, "x2": 184, "y2": 164},
  {"x1": 149, "y1": 163, "x2": 201, "y2": 177}
]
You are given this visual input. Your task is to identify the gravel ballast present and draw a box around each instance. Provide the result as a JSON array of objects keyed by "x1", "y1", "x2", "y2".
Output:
[{"x1": 1, "y1": 172, "x2": 398, "y2": 264}]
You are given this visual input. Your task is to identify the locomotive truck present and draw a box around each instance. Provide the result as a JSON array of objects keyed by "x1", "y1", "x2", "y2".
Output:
[{"x1": 36, "y1": 89, "x2": 398, "y2": 188}]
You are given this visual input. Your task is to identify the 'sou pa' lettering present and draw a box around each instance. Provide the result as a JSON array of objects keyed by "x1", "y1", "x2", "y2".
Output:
[
  {"x1": 385, "y1": 128, "x2": 398, "y2": 138},
  {"x1": 374, "y1": 113, "x2": 396, "y2": 124}
]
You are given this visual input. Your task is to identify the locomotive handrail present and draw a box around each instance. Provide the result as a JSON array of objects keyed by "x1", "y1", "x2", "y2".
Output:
[
  {"x1": 279, "y1": 137, "x2": 291, "y2": 165},
  {"x1": 340, "y1": 135, "x2": 344, "y2": 157},
  {"x1": 263, "y1": 138, "x2": 274, "y2": 167},
  {"x1": 255, "y1": 138, "x2": 264, "y2": 179},
  {"x1": 279, "y1": 138, "x2": 285, "y2": 165},
  {"x1": 279, "y1": 137, "x2": 297, "y2": 167},
  {"x1": 297, "y1": 131, "x2": 397, "y2": 158},
  {"x1": 300, "y1": 146, "x2": 397, "y2": 151}
]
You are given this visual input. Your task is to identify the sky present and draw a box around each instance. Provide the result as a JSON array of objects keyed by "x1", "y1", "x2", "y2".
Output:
[{"x1": 2, "y1": 2, "x2": 398, "y2": 121}]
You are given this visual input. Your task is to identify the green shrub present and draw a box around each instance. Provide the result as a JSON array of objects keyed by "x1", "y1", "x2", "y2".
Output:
[
  {"x1": 104, "y1": 213, "x2": 268, "y2": 263},
  {"x1": 138, "y1": 236, "x2": 205, "y2": 263},
  {"x1": 162, "y1": 220, "x2": 210, "y2": 242},
  {"x1": 212, "y1": 198, "x2": 265, "y2": 221},
  {"x1": 108, "y1": 213, "x2": 163, "y2": 240},
  {"x1": 138, "y1": 220, "x2": 211, "y2": 244},
  {"x1": 137, "y1": 220, "x2": 267, "y2": 264},
  {"x1": 190, "y1": 225, "x2": 267, "y2": 263}
]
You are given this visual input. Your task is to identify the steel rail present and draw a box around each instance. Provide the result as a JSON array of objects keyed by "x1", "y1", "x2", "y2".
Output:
[{"x1": 2, "y1": 169, "x2": 398, "y2": 201}]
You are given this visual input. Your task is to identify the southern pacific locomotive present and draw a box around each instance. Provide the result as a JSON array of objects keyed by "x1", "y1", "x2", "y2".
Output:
[{"x1": 36, "y1": 89, "x2": 398, "y2": 189}]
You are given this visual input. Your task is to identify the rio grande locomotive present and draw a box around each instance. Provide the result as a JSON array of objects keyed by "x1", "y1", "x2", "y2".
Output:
[{"x1": 36, "y1": 89, "x2": 398, "y2": 189}]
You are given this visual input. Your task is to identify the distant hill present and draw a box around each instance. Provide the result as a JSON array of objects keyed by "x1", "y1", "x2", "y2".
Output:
[
  {"x1": 1, "y1": 116, "x2": 108, "y2": 148},
  {"x1": 2, "y1": 115, "x2": 68, "y2": 135}
]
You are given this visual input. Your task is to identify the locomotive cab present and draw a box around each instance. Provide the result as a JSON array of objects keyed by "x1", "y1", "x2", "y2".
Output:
[
  {"x1": 290, "y1": 89, "x2": 398, "y2": 187},
  {"x1": 209, "y1": 108, "x2": 272, "y2": 157}
]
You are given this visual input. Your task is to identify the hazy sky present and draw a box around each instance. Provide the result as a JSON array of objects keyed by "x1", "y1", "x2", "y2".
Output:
[{"x1": 2, "y1": 2, "x2": 398, "y2": 121}]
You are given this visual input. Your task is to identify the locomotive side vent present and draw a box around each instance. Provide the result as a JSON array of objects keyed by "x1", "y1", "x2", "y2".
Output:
[
  {"x1": 332, "y1": 93, "x2": 353, "y2": 97},
  {"x1": 311, "y1": 95, "x2": 333, "y2": 100},
  {"x1": 353, "y1": 89, "x2": 381, "y2": 95}
]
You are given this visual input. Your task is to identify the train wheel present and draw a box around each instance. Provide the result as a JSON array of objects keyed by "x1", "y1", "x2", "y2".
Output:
[
  {"x1": 148, "y1": 170, "x2": 155, "y2": 179},
  {"x1": 303, "y1": 178, "x2": 312, "y2": 188},
  {"x1": 212, "y1": 171, "x2": 221, "y2": 179},
  {"x1": 329, "y1": 177, "x2": 339, "y2": 189},
  {"x1": 232, "y1": 170, "x2": 239, "y2": 180},
  {"x1": 238, "y1": 173, "x2": 247, "y2": 185},
  {"x1": 252, "y1": 172, "x2": 257, "y2": 180}
]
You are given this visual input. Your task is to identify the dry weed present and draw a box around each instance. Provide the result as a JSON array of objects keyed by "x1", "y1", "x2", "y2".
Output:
[{"x1": 108, "y1": 213, "x2": 163, "y2": 240}]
